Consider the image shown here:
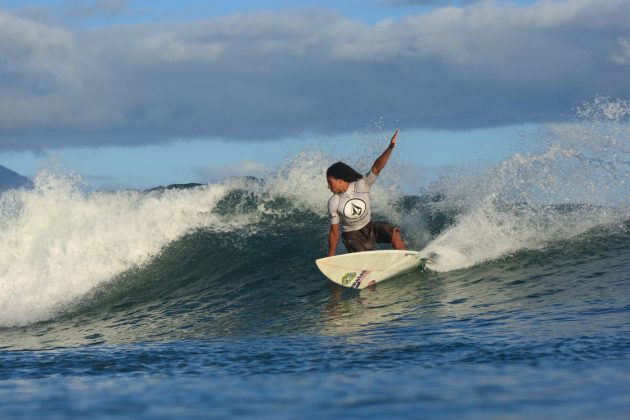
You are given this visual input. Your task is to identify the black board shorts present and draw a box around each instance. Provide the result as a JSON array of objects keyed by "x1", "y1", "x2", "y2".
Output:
[{"x1": 341, "y1": 221, "x2": 397, "y2": 253}]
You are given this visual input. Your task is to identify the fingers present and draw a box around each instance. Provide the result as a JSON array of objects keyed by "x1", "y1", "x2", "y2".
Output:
[{"x1": 391, "y1": 129, "x2": 399, "y2": 144}]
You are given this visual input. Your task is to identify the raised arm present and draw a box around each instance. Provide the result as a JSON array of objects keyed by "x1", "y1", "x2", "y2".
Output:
[{"x1": 371, "y1": 129, "x2": 398, "y2": 176}]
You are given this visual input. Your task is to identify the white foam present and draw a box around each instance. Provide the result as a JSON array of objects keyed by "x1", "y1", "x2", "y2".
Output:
[
  {"x1": 420, "y1": 98, "x2": 630, "y2": 272},
  {"x1": 0, "y1": 171, "x2": 234, "y2": 327},
  {"x1": 3, "y1": 105, "x2": 626, "y2": 322},
  {"x1": 421, "y1": 198, "x2": 628, "y2": 272},
  {"x1": 0, "y1": 147, "x2": 404, "y2": 327},
  {"x1": 265, "y1": 148, "x2": 401, "y2": 218}
]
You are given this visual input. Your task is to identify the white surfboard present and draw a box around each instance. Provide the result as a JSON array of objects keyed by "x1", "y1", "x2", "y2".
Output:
[{"x1": 315, "y1": 250, "x2": 430, "y2": 289}]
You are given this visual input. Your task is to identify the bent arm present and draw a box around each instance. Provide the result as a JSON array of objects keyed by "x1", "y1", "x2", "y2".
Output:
[
  {"x1": 371, "y1": 129, "x2": 398, "y2": 176},
  {"x1": 328, "y1": 223, "x2": 340, "y2": 257}
]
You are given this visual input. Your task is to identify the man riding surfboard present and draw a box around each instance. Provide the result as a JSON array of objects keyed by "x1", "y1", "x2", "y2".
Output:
[{"x1": 325, "y1": 129, "x2": 406, "y2": 257}]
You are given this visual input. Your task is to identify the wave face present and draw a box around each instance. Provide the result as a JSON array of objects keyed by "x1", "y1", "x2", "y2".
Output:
[{"x1": 0, "y1": 100, "x2": 628, "y2": 344}]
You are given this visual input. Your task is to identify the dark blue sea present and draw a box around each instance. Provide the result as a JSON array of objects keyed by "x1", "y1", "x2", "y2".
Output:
[{"x1": 1, "y1": 110, "x2": 629, "y2": 418}]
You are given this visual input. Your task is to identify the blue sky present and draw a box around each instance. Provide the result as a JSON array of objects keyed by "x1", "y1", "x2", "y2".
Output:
[
  {"x1": 0, "y1": 0, "x2": 628, "y2": 189},
  {"x1": 0, "y1": 125, "x2": 529, "y2": 189}
]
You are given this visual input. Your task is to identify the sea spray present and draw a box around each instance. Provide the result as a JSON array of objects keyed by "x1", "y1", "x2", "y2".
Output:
[
  {"x1": 420, "y1": 98, "x2": 630, "y2": 271},
  {"x1": 0, "y1": 171, "x2": 232, "y2": 327},
  {"x1": 265, "y1": 149, "x2": 402, "y2": 221},
  {"x1": 2, "y1": 101, "x2": 627, "y2": 324},
  {"x1": 0, "y1": 150, "x2": 404, "y2": 327}
]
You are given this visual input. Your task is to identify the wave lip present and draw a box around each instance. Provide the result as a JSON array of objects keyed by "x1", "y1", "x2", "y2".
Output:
[{"x1": 0, "y1": 173, "x2": 232, "y2": 328}]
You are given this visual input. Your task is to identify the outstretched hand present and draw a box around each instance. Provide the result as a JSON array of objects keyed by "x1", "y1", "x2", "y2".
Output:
[
  {"x1": 390, "y1": 129, "x2": 399, "y2": 147},
  {"x1": 371, "y1": 129, "x2": 399, "y2": 175}
]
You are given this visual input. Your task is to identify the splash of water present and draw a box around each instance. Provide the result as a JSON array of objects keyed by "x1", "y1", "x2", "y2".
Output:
[
  {"x1": 420, "y1": 98, "x2": 630, "y2": 271},
  {"x1": 0, "y1": 171, "x2": 235, "y2": 327},
  {"x1": 0, "y1": 147, "x2": 404, "y2": 327},
  {"x1": 2, "y1": 101, "x2": 627, "y2": 324}
]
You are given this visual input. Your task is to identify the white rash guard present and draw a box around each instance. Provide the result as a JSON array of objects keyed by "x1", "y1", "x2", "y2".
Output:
[{"x1": 327, "y1": 170, "x2": 378, "y2": 232}]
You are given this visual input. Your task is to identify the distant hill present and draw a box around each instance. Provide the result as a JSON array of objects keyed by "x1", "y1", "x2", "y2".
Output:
[
  {"x1": 146, "y1": 183, "x2": 205, "y2": 193},
  {"x1": 0, "y1": 165, "x2": 32, "y2": 192}
]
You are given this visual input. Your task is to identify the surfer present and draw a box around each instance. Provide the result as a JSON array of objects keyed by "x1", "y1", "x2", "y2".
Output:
[{"x1": 326, "y1": 129, "x2": 406, "y2": 256}]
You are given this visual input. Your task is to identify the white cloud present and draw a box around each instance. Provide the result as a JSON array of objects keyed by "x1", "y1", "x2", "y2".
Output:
[
  {"x1": 60, "y1": 0, "x2": 131, "y2": 19},
  {"x1": 0, "y1": 1, "x2": 629, "y2": 151},
  {"x1": 0, "y1": 11, "x2": 78, "y2": 88}
]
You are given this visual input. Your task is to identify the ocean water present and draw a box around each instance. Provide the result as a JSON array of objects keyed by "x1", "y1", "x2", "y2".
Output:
[{"x1": 1, "y1": 104, "x2": 629, "y2": 418}]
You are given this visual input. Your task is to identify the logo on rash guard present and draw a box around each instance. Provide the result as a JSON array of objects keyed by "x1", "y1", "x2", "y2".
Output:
[{"x1": 343, "y1": 199, "x2": 366, "y2": 219}]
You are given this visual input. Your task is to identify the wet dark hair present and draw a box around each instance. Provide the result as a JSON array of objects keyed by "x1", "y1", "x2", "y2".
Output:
[{"x1": 326, "y1": 162, "x2": 363, "y2": 183}]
